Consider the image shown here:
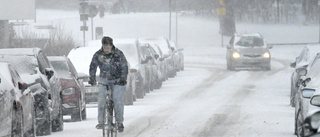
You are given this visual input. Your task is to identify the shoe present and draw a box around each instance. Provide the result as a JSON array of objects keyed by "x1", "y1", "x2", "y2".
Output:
[
  {"x1": 118, "y1": 123, "x2": 124, "y2": 132},
  {"x1": 96, "y1": 123, "x2": 104, "y2": 129}
]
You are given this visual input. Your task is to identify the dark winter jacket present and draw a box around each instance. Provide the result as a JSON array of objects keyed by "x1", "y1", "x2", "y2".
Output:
[{"x1": 89, "y1": 46, "x2": 128, "y2": 80}]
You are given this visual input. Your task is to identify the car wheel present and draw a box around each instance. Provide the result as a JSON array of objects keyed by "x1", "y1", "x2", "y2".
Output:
[
  {"x1": 81, "y1": 107, "x2": 87, "y2": 120},
  {"x1": 12, "y1": 106, "x2": 23, "y2": 137},
  {"x1": 154, "y1": 80, "x2": 162, "y2": 89},
  {"x1": 52, "y1": 101, "x2": 64, "y2": 132},
  {"x1": 264, "y1": 64, "x2": 271, "y2": 71},
  {"x1": 36, "y1": 105, "x2": 52, "y2": 136},
  {"x1": 135, "y1": 82, "x2": 144, "y2": 99},
  {"x1": 71, "y1": 99, "x2": 83, "y2": 121},
  {"x1": 125, "y1": 86, "x2": 134, "y2": 105},
  {"x1": 290, "y1": 80, "x2": 296, "y2": 107},
  {"x1": 25, "y1": 107, "x2": 36, "y2": 137},
  {"x1": 296, "y1": 111, "x2": 304, "y2": 137}
]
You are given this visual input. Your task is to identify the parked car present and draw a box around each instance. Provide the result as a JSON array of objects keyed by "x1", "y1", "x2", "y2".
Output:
[
  {"x1": 68, "y1": 40, "x2": 138, "y2": 104},
  {"x1": 139, "y1": 39, "x2": 168, "y2": 82},
  {"x1": 48, "y1": 56, "x2": 87, "y2": 121},
  {"x1": 114, "y1": 38, "x2": 151, "y2": 98},
  {"x1": 226, "y1": 33, "x2": 272, "y2": 71},
  {"x1": 294, "y1": 54, "x2": 320, "y2": 136},
  {"x1": 295, "y1": 83, "x2": 320, "y2": 137},
  {"x1": 139, "y1": 43, "x2": 163, "y2": 90},
  {"x1": 169, "y1": 40, "x2": 184, "y2": 71},
  {"x1": 0, "y1": 48, "x2": 63, "y2": 135},
  {"x1": 290, "y1": 45, "x2": 320, "y2": 107},
  {"x1": 139, "y1": 37, "x2": 176, "y2": 78},
  {"x1": 0, "y1": 62, "x2": 36, "y2": 137}
]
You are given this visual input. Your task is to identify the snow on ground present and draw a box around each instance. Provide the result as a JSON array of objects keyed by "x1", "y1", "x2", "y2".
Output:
[{"x1": 18, "y1": 9, "x2": 320, "y2": 137}]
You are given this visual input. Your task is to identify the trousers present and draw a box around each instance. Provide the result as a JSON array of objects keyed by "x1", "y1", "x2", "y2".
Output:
[{"x1": 97, "y1": 77, "x2": 125, "y2": 123}]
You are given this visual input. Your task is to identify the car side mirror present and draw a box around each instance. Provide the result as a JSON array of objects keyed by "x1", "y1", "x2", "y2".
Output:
[
  {"x1": 300, "y1": 77, "x2": 311, "y2": 87},
  {"x1": 45, "y1": 68, "x2": 54, "y2": 79},
  {"x1": 290, "y1": 62, "x2": 296, "y2": 68},
  {"x1": 178, "y1": 48, "x2": 184, "y2": 51},
  {"x1": 154, "y1": 54, "x2": 159, "y2": 59},
  {"x1": 18, "y1": 82, "x2": 28, "y2": 91},
  {"x1": 267, "y1": 44, "x2": 273, "y2": 49}
]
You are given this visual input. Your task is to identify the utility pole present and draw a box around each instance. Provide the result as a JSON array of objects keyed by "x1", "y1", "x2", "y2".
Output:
[{"x1": 169, "y1": 0, "x2": 172, "y2": 40}]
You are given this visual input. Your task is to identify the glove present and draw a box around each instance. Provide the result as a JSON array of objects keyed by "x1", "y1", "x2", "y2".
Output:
[
  {"x1": 88, "y1": 77, "x2": 96, "y2": 86},
  {"x1": 118, "y1": 77, "x2": 127, "y2": 85}
]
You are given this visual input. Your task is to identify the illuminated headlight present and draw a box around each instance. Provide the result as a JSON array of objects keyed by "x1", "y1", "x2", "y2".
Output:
[
  {"x1": 232, "y1": 52, "x2": 240, "y2": 59},
  {"x1": 62, "y1": 87, "x2": 75, "y2": 96},
  {"x1": 263, "y1": 52, "x2": 270, "y2": 58}
]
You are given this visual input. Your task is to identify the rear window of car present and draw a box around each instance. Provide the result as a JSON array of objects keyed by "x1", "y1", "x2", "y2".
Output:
[
  {"x1": 50, "y1": 61, "x2": 72, "y2": 78},
  {"x1": 0, "y1": 55, "x2": 37, "y2": 75},
  {"x1": 235, "y1": 36, "x2": 264, "y2": 47}
]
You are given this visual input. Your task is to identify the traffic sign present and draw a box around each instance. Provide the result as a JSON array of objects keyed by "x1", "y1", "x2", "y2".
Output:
[
  {"x1": 88, "y1": 5, "x2": 98, "y2": 18},
  {"x1": 80, "y1": 26, "x2": 88, "y2": 31}
]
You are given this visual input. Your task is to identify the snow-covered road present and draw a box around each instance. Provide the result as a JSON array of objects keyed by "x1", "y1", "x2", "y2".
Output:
[{"x1": 29, "y1": 10, "x2": 319, "y2": 137}]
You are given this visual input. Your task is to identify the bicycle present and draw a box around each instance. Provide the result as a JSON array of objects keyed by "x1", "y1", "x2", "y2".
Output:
[{"x1": 101, "y1": 80, "x2": 119, "y2": 137}]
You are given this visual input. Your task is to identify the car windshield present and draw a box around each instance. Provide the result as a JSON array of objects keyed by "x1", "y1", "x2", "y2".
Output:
[
  {"x1": 50, "y1": 60, "x2": 72, "y2": 78},
  {"x1": 235, "y1": 36, "x2": 264, "y2": 47},
  {"x1": 0, "y1": 55, "x2": 37, "y2": 74},
  {"x1": 116, "y1": 44, "x2": 140, "y2": 66}
]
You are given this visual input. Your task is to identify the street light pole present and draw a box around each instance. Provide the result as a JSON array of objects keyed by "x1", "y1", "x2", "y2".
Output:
[{"x1": 169, "y1": 0, "x2": 172, "y2": 40}]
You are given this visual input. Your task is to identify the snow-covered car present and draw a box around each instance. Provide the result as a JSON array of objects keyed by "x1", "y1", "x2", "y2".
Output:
[
  {"x1": 68, "y1": 40, "x2": 138, "y2": 104},
  {"x1": 139, "y1": 43, "x2": 163, "y2": 90},
  {"x1": 48, "y1": 56, "x2": 87, "y2": 121},
  {"x1": 139, "y1": 37, "x2": 176, "y2": 78},
  {"x1": 169, "y1": 40, "x2": 184, "y2": 71},
  {"x1": 139, "y1": 38, "x2": 168, "y2": 82},
  {"x1": 296, "y1": 83, "x2": 320, "y2": 137},
  {"x1": 114, "y1": 38, "x2": 150, "y2": 99},
  {"x1": 294, "y1": 54, "x2": 320, "y2": 136},
  {"x1": 289, "y1": 45, "x2": 320, "y2": 107},
  {"x1": 0, "y1": 48, "x2": 63, "y2": 135},
  {"x1": 0, "y1": 62, "x2": 36, "y2": 137},
  {"x1": 226, "y1": 33, "x2": 272, "y2": 71}
]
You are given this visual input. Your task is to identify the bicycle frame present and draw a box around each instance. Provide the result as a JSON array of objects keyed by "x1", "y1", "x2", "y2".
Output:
[{"x1": 102, "y1": 84, "x2": 118, "y2": 137}]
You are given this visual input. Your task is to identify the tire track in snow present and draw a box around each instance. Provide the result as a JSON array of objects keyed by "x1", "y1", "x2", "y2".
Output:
[
  {"x1": 195, "y1": 84, "x2": 255, "y2": 137},
  {"x1": 122, "y1": 66, "x2": 232, "y2": 137}
]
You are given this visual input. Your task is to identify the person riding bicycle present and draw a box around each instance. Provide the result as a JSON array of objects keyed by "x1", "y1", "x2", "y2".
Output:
[{"x1": 88, "y1": 36, "x2": 128, "y2": 132}]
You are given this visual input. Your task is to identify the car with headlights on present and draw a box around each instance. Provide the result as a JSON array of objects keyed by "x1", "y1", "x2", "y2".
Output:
[
  {"x1": 0, "y1": 48, "x2": 63, "y2": 136},
  {"x1": 226, "y1": 33, "x2": 272, "y2": 71},
  {"x1": 48, "y1": 56, "x2": 87, "y2": 121},
  {"x1": 0, "y1": 62, "x2": 36, "y2": 137}
]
